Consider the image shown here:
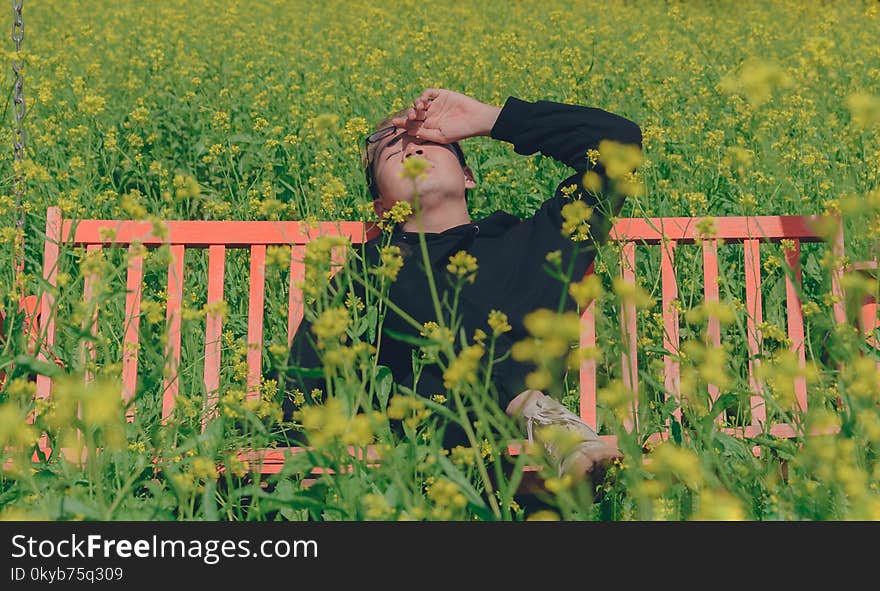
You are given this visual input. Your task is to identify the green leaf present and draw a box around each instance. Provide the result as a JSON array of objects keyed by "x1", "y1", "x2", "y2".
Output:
[
  {"x1": 228, "y1": 133, "x2": 257, "y2": 144},
  {"x1": 671, "y1": 419, "x2": 683, "y2": 444},
  {"x1": 479, "y1": 156, "x2": 514, "y2": 169},
  {"x1": 709, "y1": 392, "x2": 741, "y2": 420},
  {"x1": 13, "y1": 355, "x2": 63, "y2": 378},
  {"x1": 435, "y1": 453, "x2": 491, "y2": 518},
  {"x1": 286, "y1": 364, "x2": 325, "y2": 379},
  {"x1": 202, "y1": 480, "x2": 219, "y2": 520},
  {"x1": 375, "y1": 365, "x2": 393, "y2": 411},
  {"x1": 366, "y1": 306, "x2": 378, "y2": 343},
  {"x1": 56, "y1": 495, "x2": 103, "y2": 520},
  {"x1": 383, "y1": 327, "x2": 433, "y2": 347}
]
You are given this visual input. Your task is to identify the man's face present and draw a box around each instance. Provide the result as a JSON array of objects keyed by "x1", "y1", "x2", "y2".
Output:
[{"x1": 371, "y1": 129, "x2": 475, "y2": 213}]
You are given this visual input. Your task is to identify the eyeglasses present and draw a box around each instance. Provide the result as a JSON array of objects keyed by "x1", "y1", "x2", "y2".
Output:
[
  {"x1": 363, "y1": 125, "x2": 467, "y2": 199},
  {"x1": 365, "y1": 125, "x2": 402, "y2": 147}
]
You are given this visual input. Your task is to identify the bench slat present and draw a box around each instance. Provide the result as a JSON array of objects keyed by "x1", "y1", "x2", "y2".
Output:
[
  {"x1": 62, "y1": 220, "x2": 371, "y2": 247},
  {"x1": 783, "y1": 240, "x2": 808, "y2": 412},
  {"x1": 36, "y1": 207, "x2": 61, "y2": 406},
  {"x1": 288, "y1": 245, "x2": 305, "y2": 349},
  {"x1": 163, "y1": 244, "x2": 185, "y2": 422},
  {"x1": 203, "y1": 245, "x2": 225, "y2": 432},
  {"x1": 247, "y1": 245, "x2": 266, "y2": 401},
  {"x1": 744, "y1": 239, "x2": 766, "y2": 427},
  {"x1": 611, "y1": 215, "x2": 834, "y2": 243},
  {"x1": 579, "y1": 261, "x2": 598, "y2": 429},
  {"x1": 81, "y1": 244, "x2": 101, "y2": 386},
  {"x1": 620, "y1": 241, "x2": 638, "y2": 433},
  {"x1": 661, "y1": 240, "x2": 680, "y2": 425},
  {"x1": 122, "y1": 245, "x2": 144, "y2": 420},
  {"x1": 702, "y1": 238, "x2": 724, "y2": 424}
]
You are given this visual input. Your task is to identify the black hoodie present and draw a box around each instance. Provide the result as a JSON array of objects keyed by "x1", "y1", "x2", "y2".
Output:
[{"x1": 279, "y1": 96, "x2": 642, "y2": 442}]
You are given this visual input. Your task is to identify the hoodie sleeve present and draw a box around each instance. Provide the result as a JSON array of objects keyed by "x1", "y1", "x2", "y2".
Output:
[
  {"x1": 489, "y1": 96, "x2": 642, "y2": 288},
  {"x1": 490, "y1": 96, "x2": 642, "y2": 174}
]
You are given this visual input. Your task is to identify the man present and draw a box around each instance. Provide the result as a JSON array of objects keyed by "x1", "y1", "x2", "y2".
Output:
[{"x1": 282, "y1": 88, "x2": 642, "y2": 478}]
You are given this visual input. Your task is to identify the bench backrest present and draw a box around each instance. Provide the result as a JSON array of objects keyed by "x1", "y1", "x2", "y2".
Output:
[
  {"x1": 35, "y1": 207, "x2": 379, "y2": 431},
  {"x1": 31, "y1": 207, "x2": 846, "y2": 457},
  {"x1": 580, "y1": 215, "x2": 845, "y2": 440}
]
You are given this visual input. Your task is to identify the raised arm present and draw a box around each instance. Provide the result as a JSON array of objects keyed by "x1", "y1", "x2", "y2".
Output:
[{"x1": 489, "y1": 96, "x2": 642, "y2": 173}]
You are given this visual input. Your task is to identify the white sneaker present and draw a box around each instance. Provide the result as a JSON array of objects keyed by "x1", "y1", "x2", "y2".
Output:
[{"x1": 514, "y1": 390, "x2": 616, "y2": 476}]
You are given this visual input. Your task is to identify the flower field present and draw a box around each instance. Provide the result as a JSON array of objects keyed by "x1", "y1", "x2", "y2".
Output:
[{"x1": 1, "y1": 0, "x2": 880, "y2": 520}]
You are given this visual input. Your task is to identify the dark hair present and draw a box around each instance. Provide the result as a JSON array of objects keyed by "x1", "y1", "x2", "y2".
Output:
[{"x1": 363, "y1": 109, "x2": 469, "y2": 202}]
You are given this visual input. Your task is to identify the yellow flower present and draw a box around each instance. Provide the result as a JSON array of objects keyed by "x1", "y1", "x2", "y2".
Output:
[
  {"x1": 0, "y1": 403, "x2": 38, "y2": 448},
  {"x1": 311, "y1": 307, "x2": 350, "y2": 349},
  {"x1": 487, "y1": 310, "x2": 512, "y2": 335},
  {"x1": 544, "y1": 474, "x2": 573, "y2": 494},
  {"x1": 443, "y1": 344, "x2": 485, "y2": 389},
  {"x1": 266, "y1": 245, "x2": 291, "y2": 268},
  {"x1": 294, "y1": 398, "x2": 348, "y2": 447},
  {"x1": 647, "y1": 443, "x2": 704, "y2": 490},
  {"x1": 560, "y1": 200, "x2": 592, "y2": 241},
  {"x1": 299, "y1": 234, "x2": 350, "y2": 298},
  {"x1": 450, "y1": 445, "x2": 475, "y2": 466},
  {"x1": 387, "y1": 395, "x2": 431, "y2": 429},
  {"x1": 569, "y1": 274, "x2": 603, "y2": 308},
  {"x1": 612, "y1": 277, "x2": 654, "y2": 309},
  {"x1": 718, "y1": 58, "x2": 793, "y2": 106},
  {"x1": 373, "y1": 245, "x2": 404, "y2": 281},
  {"x1": 684, "y1": 301, "x2": 736, "y2": 326},
  {"x1": 598, "y1": 139, "x2": 644, "y2": 179},
  {"x1": 362, "y1": 493, "x2": 394, "y2": 520},
  {"x1": 545, "y1": 249, "x2": 562, "y2": 266},
  {"x1": 311, "y1": 113, "x2": 339, "y2": 133},
  {"x1": 173, "y1": 174, "x2": 201, "y2": 200},
  {"x1": 191, "y1": 457, "x2": 219, "y2": 481},
  {"x1": 526, "y1": 510, "x2": 560, "y2": 521},
  {"x1": 447, "y1": 250, "x2": 478, "y2": 283},
  {"x1": 847, "y1": 93, "x2": 880, "y2": 129},
  {"x1": 695, "y1": 216, "x2": 718, "y2": 240},
  {"x1": 400, "y1": 155, "x2": 430, "y2": 180},
  {"x1": 382, "y1": 201, "x2": 413, "y2": 226}
]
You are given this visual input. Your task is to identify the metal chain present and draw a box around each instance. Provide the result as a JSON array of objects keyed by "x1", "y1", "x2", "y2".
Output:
[{"x1": 11, "y1": 0, "x2": 25, "y2": 289}]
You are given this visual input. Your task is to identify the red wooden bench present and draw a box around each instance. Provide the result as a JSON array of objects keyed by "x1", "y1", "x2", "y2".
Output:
[{"x1": 8, "y1": 207, "x2": 855, "y2": 474}]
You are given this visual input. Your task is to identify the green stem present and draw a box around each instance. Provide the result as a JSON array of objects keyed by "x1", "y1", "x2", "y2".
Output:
[
  {"x1": 412, "y1": 193, "x2": 447, "y2": 329},
  {"x1": 450, "y1": 387, "x2": 501, "y2": 519}
]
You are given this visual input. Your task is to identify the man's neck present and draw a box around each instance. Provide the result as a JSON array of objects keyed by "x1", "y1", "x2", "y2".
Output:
[{"x1": 400, "y1": 200, "x2": 472, "y2": 234}]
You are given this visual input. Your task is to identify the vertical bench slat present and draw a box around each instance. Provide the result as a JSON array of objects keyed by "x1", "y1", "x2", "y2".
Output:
[
  {"x1": 620, "y1": 241, "x2": 638, "y2": 432},
  {"x1": 288, "y1": 245, "x2": 306, "y2": 348},
  {"x1": 34, "y1": 206, "x2": 62, "y2": 460},
  {"x1": 830, "y1": 215, "x2": 847, "y2": 325},
  {"x1": 783, "y1": 239, "x2": 808, "y2": 412},
  {"x1": 743, "y1": 238, "x2": 765, "y2": 427},
  {"x1": 247, "y1": 245, "x2": 267, "y2": 401},
  {"x1": 579, "y1": 261, "x2": 598, "y2": 429},
  {"x1": 861, "y1": 297, "x2": 878, "y2": 349},
  {"x1": 35, "y1": 207, "x2": 61, "y2": 405},
  {"x1": 162, "y1": 244, "x2": 185, "y2": 423},
  {"x1": 81, "y1": 244, "x2": 101, "y2": 386},
  {"x1": 122, "y1": 245, "x2": 144, "y2": 421},
  {"x1": 661, "y1": 240, "x2": 680, "y2": 424},
  {"x1": 702, "y1": 238, "x2": 724, "y2": 424},
  {"x1": 203, "y1": 245, "x2": 226, "y2": 431}
]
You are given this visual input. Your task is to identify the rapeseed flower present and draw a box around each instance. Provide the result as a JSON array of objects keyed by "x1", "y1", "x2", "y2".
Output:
[
  {"x1": 487, "y1": 309, "x2": 512, "y2": 335},
  {"x1": 446, "y1": 250, "x2": 478, "y2": 283}
]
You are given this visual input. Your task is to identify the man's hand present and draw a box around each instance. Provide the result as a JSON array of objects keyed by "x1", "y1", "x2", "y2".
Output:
[
  {"x1": 391, "y1": 88, "x2": 502, "y2": 144},
  {"x1": 560, "y1": 441, "x2": 624, "y2": 480}
]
